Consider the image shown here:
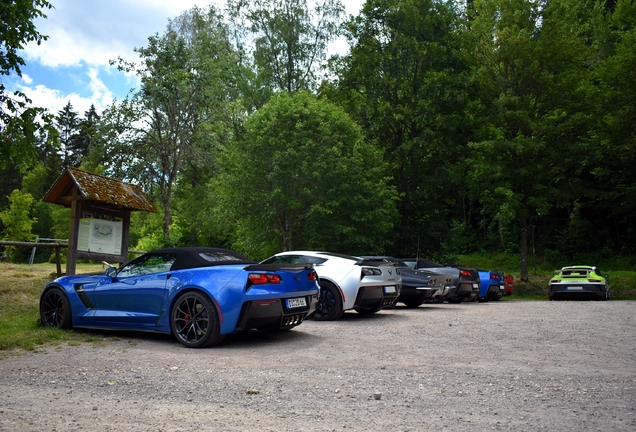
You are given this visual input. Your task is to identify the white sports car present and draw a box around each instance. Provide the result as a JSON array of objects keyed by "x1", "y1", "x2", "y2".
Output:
[{"x1": 261, "y1": 251, "x2": 402, "y2": 321}]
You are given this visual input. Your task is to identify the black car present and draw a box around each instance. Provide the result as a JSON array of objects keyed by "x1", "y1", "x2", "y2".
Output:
[
  {"x1": 402, "y1": 258, "x2": 480, "y2": 303},
  {"x1": 361, "y1": 256, "x2": 452, "y2": 308}
]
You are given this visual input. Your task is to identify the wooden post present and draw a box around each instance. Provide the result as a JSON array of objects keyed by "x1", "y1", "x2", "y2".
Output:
[
  {"x1": 66, "y1": 186, "x2": 80, "y2": 276},
  {"x1": 55, "y1": 245, "x2": 61, "y2": 277}
]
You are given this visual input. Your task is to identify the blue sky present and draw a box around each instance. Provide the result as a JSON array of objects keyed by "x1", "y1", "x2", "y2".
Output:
[{"x1": 5, "y1": 0, "x2": 363, "y2": 119}]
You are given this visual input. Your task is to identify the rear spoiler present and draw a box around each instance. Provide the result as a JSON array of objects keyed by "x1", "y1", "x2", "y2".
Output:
[
  {"x1": 355, "y1": 259, "x2": 396, "y2": 267},
  {"x1": 244, "y1": 263, "x2": 314, "y2": 271}
]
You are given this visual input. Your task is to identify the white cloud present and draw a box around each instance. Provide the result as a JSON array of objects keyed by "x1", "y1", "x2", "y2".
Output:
[
  {"x1": 14, "y1": 0, "x2": 365, "y2": 116},
  {"x1": 15, "y1": 71, "x2": 114, "y2": 116},
  {"x1": 24, "y1": 0, "x2": 213, "y2": 68}
]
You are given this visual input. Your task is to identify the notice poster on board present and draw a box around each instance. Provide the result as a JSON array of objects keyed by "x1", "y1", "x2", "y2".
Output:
[{"x1": 77, "y1": 218, "x2": 123, "y2": 255}]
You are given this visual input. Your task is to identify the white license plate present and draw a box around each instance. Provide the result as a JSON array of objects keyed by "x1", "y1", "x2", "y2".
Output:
[
  {"x1": 499, "y1": 285, "x2": 505, "y2": 290},
  {"x1": 566, "y1": 286, "x2": 583, "y2": 291},
  {"x1": 384, "y1": 286, "x2": 397, "y2": 295},
  {"x1": 472, "y1": 283, "x2": 479, "y2": 288},
  {"x1": 286, "y1": 297, "x2": 307, "y2": 308}
]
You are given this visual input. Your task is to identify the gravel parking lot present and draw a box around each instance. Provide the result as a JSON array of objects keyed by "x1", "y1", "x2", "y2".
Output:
[{"x1": 1, "y1": 300, "x2": 635, "y2": 431}]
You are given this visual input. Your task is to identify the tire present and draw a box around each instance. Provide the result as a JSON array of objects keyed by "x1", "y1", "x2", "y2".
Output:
[
  {"x1": 171, "y1": 291, "x2": 224, "y2": 348},
  {"x1": 313, "y1": 281, "x2": 344, "y2": 321},
  {"x1": 40, "y1": 287, "x2": 73, "y2": 330},
  {"x1": 447, "y1": 297, "x2": 463, "y2": 304}
]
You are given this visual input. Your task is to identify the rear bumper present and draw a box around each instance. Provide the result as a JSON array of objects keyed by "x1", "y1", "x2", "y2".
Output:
[
  {"x1": 354, "y1": 285, "x2": 399, "y2": 311},
  {"x1": 549, "y1": 283, "x2": 607, "y2": 300},
  {"x1": 398, "y1": 286, "x2": 438, "y2": 304},
  {"x1": 479, "y1": 284, "x2": 502, "y2": 301},
  {"x1": 233, "y1": 293, "x2": 318, "y2": 332},
  {"x1": 456, "y1": 281, "x2": 479, "y2": 298}
]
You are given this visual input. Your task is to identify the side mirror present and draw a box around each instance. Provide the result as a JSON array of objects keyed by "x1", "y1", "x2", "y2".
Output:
[
  {"x1": 105, "y1": 266, "x2": 117, "y2": 278},
  {"x1": 604, "y1": 274, "x2": 610, "y2": 279}
]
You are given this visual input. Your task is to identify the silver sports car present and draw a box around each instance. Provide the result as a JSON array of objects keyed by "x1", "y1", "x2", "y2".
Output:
[{"x1": 261, "y1": 251, "x2": 402, "y2": 320}]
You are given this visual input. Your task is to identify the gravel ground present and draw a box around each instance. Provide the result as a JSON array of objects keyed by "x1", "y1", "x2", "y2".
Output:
[{"x1": 0, "y1": 300, "x2": 635, "y2": 431}]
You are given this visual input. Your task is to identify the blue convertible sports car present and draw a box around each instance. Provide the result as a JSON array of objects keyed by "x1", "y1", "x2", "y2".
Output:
[{"x1": 39, "y1": 247, "x2": 320, "y2": 348}]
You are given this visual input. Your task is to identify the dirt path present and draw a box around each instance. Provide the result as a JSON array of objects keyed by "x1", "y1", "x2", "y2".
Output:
[{"x1": 1, "y1": 300, "x2": 635, "y2": 431}]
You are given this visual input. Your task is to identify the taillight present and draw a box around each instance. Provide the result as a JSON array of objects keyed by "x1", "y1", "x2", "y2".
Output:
[
  {"x1": 588, "y1": 279, "x2": 601, "y2": 283},
  {"x1": 361, "y1": 267, "x2": 382, "y2": 277},
  {"x1": 491, "y1": 273, "x2": 500, "y2": 280},
  {"x1": 248, "y1": 273, "x2": 282, "y2": 285},
  {"x1": 459, "y1": 270, "x2": 471, "y2": 278},
  {"x1": 308, "y1": 271, "x2": 317, "y2": 281}
]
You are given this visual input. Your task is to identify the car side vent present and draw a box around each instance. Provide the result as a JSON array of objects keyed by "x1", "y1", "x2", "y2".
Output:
[
  {"x1": 74, "y1": 284, "x2": 94, "y2": 310},
  {"x1": 235, "y1": 302, "x2": 251, "y2": 331}
]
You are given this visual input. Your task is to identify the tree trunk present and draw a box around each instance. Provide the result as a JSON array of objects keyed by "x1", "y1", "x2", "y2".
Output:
[{"x1": 519, "y1": 218, "x2": 529, "y2": 281}]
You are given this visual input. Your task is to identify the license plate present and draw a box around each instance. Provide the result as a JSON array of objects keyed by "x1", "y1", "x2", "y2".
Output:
[
  {"x1": 472, "y1": 283, "x2": 478, "y2": 288},
  {"x1": 286, "y1": 297, "x2": 307, "y2": 308},
  {"x1": 384, "y1": 286, "x2": 397, "y2": 295},
  {"x1": 499, "y1": 285, "x2": 505, "y2": 290},
  {"x1": 566, "y1": 286, "x2": 583, "y2": 291}
]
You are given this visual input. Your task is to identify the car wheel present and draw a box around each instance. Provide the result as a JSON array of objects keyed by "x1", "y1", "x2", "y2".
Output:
[
  {"x1": 40, "y1": 287, "x2": 73, "y2": 329},
  {"x1": 171, "y1": 292, "x2": 224, "y2": 348},
  {"x1": 314, "y1": 281, "x2": 344, "y2": 321},
  {"x1": 447, "y1": 297, "x2": 463, "y2": 304},
  {"x1": 604, "y1": 287, "x2": 611, "y2": 301}
]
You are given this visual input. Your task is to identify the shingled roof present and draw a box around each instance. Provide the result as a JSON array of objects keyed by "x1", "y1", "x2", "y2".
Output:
[{"x1": 44, "y1": 167, "x2": 157, "y2": 212}]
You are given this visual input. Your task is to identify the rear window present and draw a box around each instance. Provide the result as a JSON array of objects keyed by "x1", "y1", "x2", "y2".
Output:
[
  {"x1": 562, "y1": 269, "x2": 590, "y2": 276},
  {"x1": 199, "y1": 251, "x2": 246, "y2": 262},
  {"x1": 317, "y1": 252, "x2": 358, "y2": 261}
]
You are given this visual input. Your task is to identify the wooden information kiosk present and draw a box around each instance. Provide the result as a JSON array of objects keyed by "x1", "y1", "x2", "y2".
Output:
[{"x1": 44, "y1": 167, "x2": 157, "y2": 275}]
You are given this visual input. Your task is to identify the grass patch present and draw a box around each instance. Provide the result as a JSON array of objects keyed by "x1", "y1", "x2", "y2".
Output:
[{"x1": 0, "y1": 262, "x2": 116, "y2": 358}]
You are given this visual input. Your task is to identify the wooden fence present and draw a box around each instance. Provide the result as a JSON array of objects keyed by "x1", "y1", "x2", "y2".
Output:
[{"x1": 0, "y1": 241, "x2": 145, "y2": 277}]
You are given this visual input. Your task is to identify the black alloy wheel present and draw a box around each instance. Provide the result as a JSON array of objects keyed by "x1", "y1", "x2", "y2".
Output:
[
  {"x1": 171, "y1": 292, "x2": 224, "y2": 348},
  {"x1": 40, "y1": 287, "x2": 73, "y2": 329},
  {"x1": 314, "y1": 281, "x2": 344, "y2": 321}
]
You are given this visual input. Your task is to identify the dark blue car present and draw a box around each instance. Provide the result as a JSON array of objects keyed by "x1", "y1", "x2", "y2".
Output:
[
  {"x1": 477, "y1": 269, "x2": 505, "y2": 302},
  {"x1": 39, "y1": 247, "x2": 320, "y2": 348}
]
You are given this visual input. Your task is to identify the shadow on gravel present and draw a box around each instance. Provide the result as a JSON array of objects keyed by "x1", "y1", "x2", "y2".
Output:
[
  {"x1": 220, "y1": 327, "x2": 319, "y2": 349},
  {"x1": 74, "y1": 325, "x2": 321, "y2": 350},
  {"x1": 74, "y1": 328, "x2": 174, "y2": 345}
]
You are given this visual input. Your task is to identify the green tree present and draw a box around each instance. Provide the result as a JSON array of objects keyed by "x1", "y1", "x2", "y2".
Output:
[
  {"x1": 99, "y1": 5, "x2": 240, "y2": 244},
  {"x1": 56, "y1": 101, "x2": 79, "y2": 167},
  {"x1": 71, "y1": 104, "x2": 100, "y2": 168},
  {"x1": 0, "y1": 189, "x2": 37, "y2": 261},
  {"x1": 0, "y1": 0, "x2": 54, "y2": 172},
  {"x1": 227, "y1": 0, "x2": 344, "y2": 97},
  {"x1": 326, "y1": 0, "x2": 471, "y2": 257},
  {"x1": 465, "y1": 0, "x2": 595, "y2": 279},
  {"x1": 588, "y1": 0, "x2": 636, "y2": 253},
  {"x1": 214, "y1": 91, "x2": 397, "y2": 259}
]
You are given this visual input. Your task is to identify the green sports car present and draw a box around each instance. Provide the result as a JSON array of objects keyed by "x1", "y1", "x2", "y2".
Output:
[{"x1": 548, "y1": 266, "x2": 610, "y2": 301}]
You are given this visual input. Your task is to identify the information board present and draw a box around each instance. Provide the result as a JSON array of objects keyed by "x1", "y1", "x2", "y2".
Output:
[{"x1": 77, "y1": 218, "x2": 123, "y2": 255}]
